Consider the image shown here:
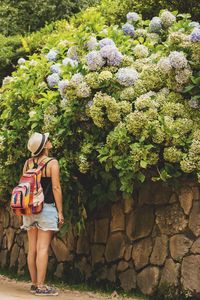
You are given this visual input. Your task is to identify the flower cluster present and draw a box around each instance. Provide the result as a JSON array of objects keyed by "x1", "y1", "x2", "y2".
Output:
[
  {"x1": 62, "y1": 57, "x2": 78, "y2": 68},
  {"x1": 149, "y1": 17, "x2": 162, "y2": 33},
  {"x1": 133, "y1": 44, "x2": 149, "y2": 59},
  {"x1": 190, "y1": 28, "x2": 200, "y2": 42},
  {"x1": 99, "y1": 38, "x2": 115, "y2": 48},
  {"x1": 122, "y1": 23, "x2": 135, "y2": 36},
  {"x1": 160, "y1": 11, "x2": 176, "y2": 28},
  {"x1": 100, "y1": 45, "x2": 123, "y2": 66},
  {"x1": 50, "y1": 63, "x2": 62, "y2": 74},
  {"x1": 86, "y1": 51, "x2": 105, "y2": 70},
  {"x1": 116, "y1": 67, "x2": 138, "y2": 86},
  {"x1": 18, "y1": 58, "x2": 26, "y2": 65},
  {"x1": 86, "y1": 36, "x2": 98, "y2": 50},
  {"x1": 168, "y1": 51, "x2": 188, "y2": 69},
  {"x1": 47, "y1": 73, "x2": 60, "y2": 88},
  {"x1": 45, "y1": 49, "x2": 58, "y2": 61},
  {"x1": 126, "y1": 12, "x2": 140, "y2": 23}
]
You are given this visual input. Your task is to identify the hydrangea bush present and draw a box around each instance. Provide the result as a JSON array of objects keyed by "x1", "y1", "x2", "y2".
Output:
[{"x1": 0, "y1": 7, "x2": 200, "y2": 222}]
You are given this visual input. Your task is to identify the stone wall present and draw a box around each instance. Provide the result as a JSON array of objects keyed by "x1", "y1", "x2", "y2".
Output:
[{"x1": 0, "y1": 180, "x2": 200, "y2": 297}]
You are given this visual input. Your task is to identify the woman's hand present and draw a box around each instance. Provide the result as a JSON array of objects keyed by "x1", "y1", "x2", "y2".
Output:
[{"x1": 58, "y1": 212, "x2": 64, "y2": 225}]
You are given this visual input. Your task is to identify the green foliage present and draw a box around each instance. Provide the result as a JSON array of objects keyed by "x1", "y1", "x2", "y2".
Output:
[
  {"x1": 0, "y1": 2, "x2": 199, "y2": 224},
  {"x1": 0, "y1": 0, "x2": 99, "y2": 36}
]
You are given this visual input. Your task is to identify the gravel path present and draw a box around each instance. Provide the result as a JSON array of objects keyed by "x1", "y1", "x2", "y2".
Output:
[{"x1": 0, "y1": 275, "x2": 140, "y2": 300}]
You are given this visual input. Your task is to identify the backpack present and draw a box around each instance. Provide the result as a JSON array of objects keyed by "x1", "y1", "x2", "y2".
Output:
[{"x1": 10, "y1": 157, "x2": 52, "y2": 216}]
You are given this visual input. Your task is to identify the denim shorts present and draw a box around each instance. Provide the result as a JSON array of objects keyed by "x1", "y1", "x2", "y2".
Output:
[{"x1": 21, "y1": 203, "x2": 59, "y2": 232}]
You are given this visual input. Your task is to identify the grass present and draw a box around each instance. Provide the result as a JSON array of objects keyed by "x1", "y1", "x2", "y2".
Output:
[{"x1": 0, "y1": 266, "x2": 148, "y2": 300}]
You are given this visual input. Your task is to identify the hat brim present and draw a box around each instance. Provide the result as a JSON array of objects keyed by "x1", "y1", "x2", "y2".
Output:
[{"x1": 31, "y1": 132, "x2": 49, "y2": 156}]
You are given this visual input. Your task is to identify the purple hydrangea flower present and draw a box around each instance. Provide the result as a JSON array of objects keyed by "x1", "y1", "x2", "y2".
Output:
[
  {"x1": 99, "y1": 38, "x2": 115, "y2": 48},
  {"x1": 122, "y1": 23, "x2": 135, "y2": 36},
  {"x1": 62, "y1": 57, "x2": 78, "y2": 68},
  {"x1": 17, "y1": 58, "x2": 26, "y2": 65},
  {"x1": 189, "y1": 28, "x2": 200, "y2": 42},
  {"x1": 100, "y1": 45, "x2": 123, "y2": 66},
  {"x1": 45, "y1": 49, "x2": 58, "y2": 61},
  {"x1": 58, "y1": 79, "x2": 69, "y2": 97},
  {"x1": 47, "y1": 73, "x2": 60, "y2": 88},
  {"x1": 168, "y1": 51, "x2": 188, "y2": 69},
  {"x1": 70, "y1": 73, "x2": 84, "y2": 86},
  {"x1": 149, "y1": 17, "x2": 162, "y2": 33},
  {"x1": 86, "y1": 51, "x2": 105, "y2": 70},
  {"x1": 126, "y1": 12, "x2": 140, "y2": 23},
  {"x1": 50, "y1": 63, "x2": 61, "y2": 74},
  {"x1": 116, "y1": 67, "x2": 138, "y2": 86}
]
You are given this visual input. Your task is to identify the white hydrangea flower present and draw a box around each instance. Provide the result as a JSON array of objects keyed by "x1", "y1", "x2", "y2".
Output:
[
  {"x1": 17, "y1": 57, "x2": 26, "y2": 65},
  {"x1": 100, "y1": 45, "x2": 123, "y2": 66},
  {"x1": 116, "y1": 67, "x2": 139, "y2": 86},
  {"x1": 99, "y1": 38, "x2": 115, "y2": 48},
  {"x1": 2, "y1": 76, "x2": 14, "y2": 86},
  {"x1": 58, "y1": 79, "x2": 69, "y2": 97},
  {"x1": 160, "y1": 11, "x2": 176, "y2": 28},
  {"x1": 86, "y1": 36, "x2": 99, "y2": 50},
  {"x1": 67, "y1": 46, "x2": 78, "y2": 60},
  {"x1": 70, "y1": 73, "x2": 84, "y2": 86},
  {"x1": 126, "y1": 12, "x2": 140, "y2": 23},
  {"x1": 62, "y1": 57, "x2": 78, "y2": 68},
  {"x1": 157, "y1": 57, "x2": 172, "y2": 74},
  {"x1": 133, "y1": 44, "x2": 149, "y2": 58},
  {"x1": 45, "y1": 49, "x2": 58, "y2": 61},
  {"x1": 76, "y1": 82, "x2": 91, "y2": 98},
  {"x1": 50, "y1": 63, "x2": 62, "y2": 74},
  {"x1": 168, "y1": 51, "x2": 188, "y2": 69}
]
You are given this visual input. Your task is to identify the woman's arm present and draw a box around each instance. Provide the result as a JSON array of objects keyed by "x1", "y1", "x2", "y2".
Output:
[{"x1": 51, "y1": 160, "x2": 64, "y2": 225}]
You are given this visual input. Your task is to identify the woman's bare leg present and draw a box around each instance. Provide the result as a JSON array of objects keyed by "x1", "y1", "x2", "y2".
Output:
[
  {"x1": 27, "y1": 227, "x2": 38, "y2": 285},
  {"x1": 36, "y1": 229, "x2": 53, "y2": 287}
]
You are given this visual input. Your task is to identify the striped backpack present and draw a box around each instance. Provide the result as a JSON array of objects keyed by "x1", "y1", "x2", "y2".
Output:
[{"x1": 10, "y1": 157, "x2": 51, "y2": 216}]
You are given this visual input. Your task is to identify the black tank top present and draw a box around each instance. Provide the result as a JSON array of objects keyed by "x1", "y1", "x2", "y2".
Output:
[{"x1": 27, "y1": 158, "x2": 55, "y2": 204}]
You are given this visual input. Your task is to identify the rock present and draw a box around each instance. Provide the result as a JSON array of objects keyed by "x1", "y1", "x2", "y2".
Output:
[
  {"x1": 189, "y1": 201, "x2": 200, "y2": 237},
  {"x1": 15, "y1": 233, "x2": 24, "y2": 247},
  {"x1": 2, "y1": 235, "x2": 7, "y2": 249},
  {"x1": 0, "y1": 223, "x2": 3, "y2": 246},
  {"x1": 6, "y1": 228, "x2": 15, "y2": 251},
  {"x1": 191, "y1": 238, "x2": 200, "y2": 254},
  {"x1": 48, "y1": 258, "x2": 56, "y2": 273},
  {"x1": 150, "y1": 235, "x2": 168, "y2": 266},
  {"x1": 192, "y1": 186, "x2": 199, "y2": 200},
  {"x1": 61, "y1": 224, "x2": 76, "y2": 252},
  {"x1": 179, "y1": 186, "x2": 193, "y2": 215},
  {"x1": 18, "y1": 248, "x2": 26, "y2": 271},
  {"x1": 94, "y1": 218, "x2": 109, "y2": 243},
  {"x1": 126, "y1": 206, "x2": 154, "y2": 241},
  {"x1": 111, "y1": 202, "x2": 125, "y2": 232},
  {"x1": 169, "y1": 193, "x2": 178, "y2": 204},
  {"x1": 10, "y1": 214, "x2": 22, "y2": 229},
  {"x1": 138, "y1": 182, "x2": 172, "y2": 205},
  {"x1": 91, "y1": 244, "x2": 105, "y2": 266},
  {"x1": 23, "y1": 234, "x2": 28, "y2": 254},
  {"x1": 119, "y1": 268, "x2": 136, "y2": 291},
  {"x1": 160, "y1": 258, "x2": 180, "y2": 286},
  {"x1": 124, "y1": 197, "x2": 134, "y2": 214},
  {"x1": 169, "y1": 234, "x2": 192, "y2": 261},
  {"x1": 156, "y1": 204, "x2": 187, "y2": 235},
  {"x1": 107, "y1": 264, "x2": 117, "y2": 282},
  {"x1": 75, "y1": 257, "x2": 92, "y2": 279},
  {"x1": 124, "y1": 245, "x2": 132, "y2": 261},
  {"x1": 10, "y1": 243, "x2": 20, "y2": 268},
  {"x1": 0, "y1": 250, "x2": 8, "y2": 267},
  {"x1": 76, "y1": 232, "x2": 90, "y2": 255},
  {"x1": 117, "y1": 260, "x2": 129, "y2": 272},
  {"x1": 87, "y1": 221, "x2": 94, "y2": 243},
  {"x1": 54, "y1": 263, "x2": 64, "y2": 278},
  {"x1": 181, "y1": 255, "x2": 200, "y2": 293},
  {"x1": 2, "y1": 210, "x2": 10, "y2": 228},
  {"x1": 51, "y1": 237, "x2": 71, "y2": 262},
  {"x1": 132, "y1": 237, "x2": 152, "y2": 270},
  {"x1": 137, "y1": 266, "x2": 160, "y2": 295},
  {"x1": 105, "y1": 232, "x2": 126, "y2": 262}
]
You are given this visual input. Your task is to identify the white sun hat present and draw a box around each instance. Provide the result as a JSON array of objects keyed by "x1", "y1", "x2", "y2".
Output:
[{"x1": 27, "y1": 132, "x2": 49, "y2": 156}]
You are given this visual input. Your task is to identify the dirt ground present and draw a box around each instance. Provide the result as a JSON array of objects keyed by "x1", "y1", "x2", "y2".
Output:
[{"x1": 0, "y1": 275, "x2": 142, "y2": 300}]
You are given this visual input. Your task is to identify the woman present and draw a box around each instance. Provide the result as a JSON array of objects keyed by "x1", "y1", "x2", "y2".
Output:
[{"x1": 21, "y1": 132, "x2": 64, "y2": 296}]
